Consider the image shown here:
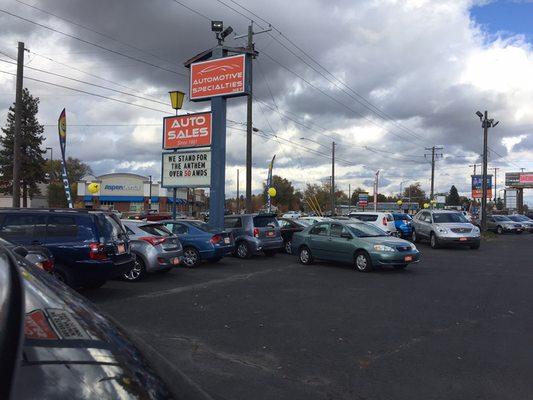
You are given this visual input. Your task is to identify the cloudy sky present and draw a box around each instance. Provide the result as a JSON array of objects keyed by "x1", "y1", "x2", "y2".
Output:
[{"x1": 0, "y1": 0, "x2": 532, "y2": 203}]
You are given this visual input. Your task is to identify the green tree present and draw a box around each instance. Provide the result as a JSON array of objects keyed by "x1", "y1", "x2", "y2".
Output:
[
  {"x1": 446, "y1": 185, "x2": 460, "y2": 205},
  {"x1": 45, "y1": 158, "x2": 93, "y2": 208},
  {"x1": 403, "y1": 182, "x2": 427, "y2": 205},
  {"x1": 0, "y1": 88, "x2": 46, "y2": 206},
  {"x1": 263, "y1": 175, "x2": 301, "y2": 212},
  {"x1": 495, "y1": 197, "x2": 504, "y2": 211}
]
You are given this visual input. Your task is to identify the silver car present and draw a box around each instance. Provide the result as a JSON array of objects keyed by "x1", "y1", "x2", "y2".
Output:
[
  {"x1": 412, "y1": 210, "x2": 481, "y2": 249},
  {"x1": 487, "y1": 215, "x2": 524, "y2": 234},
  {"x1": 121, "y1": 220, "x2": 183, "y2": 281}
]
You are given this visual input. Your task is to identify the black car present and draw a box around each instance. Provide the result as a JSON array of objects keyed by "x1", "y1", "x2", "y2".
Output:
[
  {"x1": 0, "y1": 209, "x2": 134, "y2": 289},
  {"x1": 0, "y1": 243, "x2": 212, "y2": 400},
  {"x1": 277, "y1": 218, "x2": 309, "y2": 254}
]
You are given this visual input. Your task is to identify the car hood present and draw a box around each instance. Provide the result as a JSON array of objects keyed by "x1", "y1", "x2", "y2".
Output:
[
  {"x1": 358, "y1": 236, "x2": 414, "y2": 248},
  {"x1": 14, "y1": 263, "x2": 175, "y2": 399}
]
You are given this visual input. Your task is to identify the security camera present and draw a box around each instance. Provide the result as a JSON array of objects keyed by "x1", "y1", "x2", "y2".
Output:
[
  {"x1": 211, "y1": 20, "x2": 223, "y2": 32},
  {"x1": 476, "y1": 111, "x2": 483, "y2": 120},
  {"x1": 220, "y1": 26, "x2": 234, "y2": 40}
]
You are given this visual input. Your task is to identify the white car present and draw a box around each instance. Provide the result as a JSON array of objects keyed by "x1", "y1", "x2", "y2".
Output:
[
  {"x1": 282, "y1": 211, "x2": 302, "y2": 219},
  {"x1": 299, "y1": 216, "x2": 333, "y2": 225},
  {"x1": 347, "y1": 211, "x2": 397, "y2": 235}
]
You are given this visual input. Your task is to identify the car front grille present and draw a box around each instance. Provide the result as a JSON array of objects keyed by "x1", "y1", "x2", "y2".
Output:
[
  {"x1": 396, "y1": 245, "x2": 411, "y2": 252},
  {"x1": 451, "y1": 228, "x2": 472, "y2": 233}
]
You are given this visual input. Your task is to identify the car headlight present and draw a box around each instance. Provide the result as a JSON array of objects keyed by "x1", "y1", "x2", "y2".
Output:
[
  {"x1": 473, "y1": 226, "x2": 480, "y2": 233},
  {"x1": 436, "y1": 226, "x2": 448, "y2": 234},
  {"x1": 373, "y1": 244, "x2": 396, "y2": 252}
]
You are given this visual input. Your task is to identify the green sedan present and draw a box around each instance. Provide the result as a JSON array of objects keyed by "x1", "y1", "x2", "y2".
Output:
[{"x1": 291, "y1": 220, "x2": 420, "y2": 272}]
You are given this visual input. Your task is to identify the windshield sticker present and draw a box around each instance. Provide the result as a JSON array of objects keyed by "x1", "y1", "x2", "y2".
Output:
[
  {"x1": 25, "y1": 310, "x2": 58, "y2": 340},
  {"x1": 46, "y1": 308, "x2": 90, "y2": 340}
]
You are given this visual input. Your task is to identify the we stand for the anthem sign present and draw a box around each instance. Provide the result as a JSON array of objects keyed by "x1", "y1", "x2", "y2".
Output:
[{"x1": 161, "y1": 150, "x2": 211, "y2": 188}]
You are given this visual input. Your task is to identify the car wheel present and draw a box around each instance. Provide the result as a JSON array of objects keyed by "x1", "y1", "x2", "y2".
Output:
[
  {"x1": 235, "y1": 241, "x2": 251, "y2": 259},
  {"x1": 354, "y1": 251, "x2": 373, "y2": 272},
  {"x1": 430, "y1": 233, "x2": 440, "y2": 249},
  {"x1": 264, "y1": 250, "x2": 277, "y2": 257},
  {"x1": 496, "y1": 226, "x2": 503, "y2": 235},
  {"x1": 411, "y1": 229, "x2": 419, "y2": 243},
  {"x1": 183, "y1": 247, "x2": 201, "y2": 268},
  {"x1": 123, "y1": 254, "x2": 146, "y2": 281},
  {"x1": 298, "y1": 246, "x2": 313, "y2": 265},
  {"x1": 284, "y1": 240, "x2": 292, "y2": 254}
]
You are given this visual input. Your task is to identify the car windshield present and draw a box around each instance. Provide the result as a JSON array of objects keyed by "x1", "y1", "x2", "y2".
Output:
[
  {"x1": 432, "y1": 213, "x2": 468, "y2": 223},
  {"x1": 347, "y1": 223, "x2": 388, "y2": 237},
  {"x1": 187, "y1": 220, "x2": 219, "y2": 233},
  {"x1": 139, "y1": 224, "x2": 173, "y2": 236},
  {"x1": 508, "y1": 215, "x2": 527, "y2": 222},
  {"x1": 297, "y1": 220, "x2": 312, "y2": 227},
  {"x1": 494, "y1": 215, "x2": 512, "y2": 221},
  {"x1": 253, "y1": 216, "x2": 279, "y2": 227},
  {"x1": 393, "y1": 214, "x2": 412, "y2": 221}
]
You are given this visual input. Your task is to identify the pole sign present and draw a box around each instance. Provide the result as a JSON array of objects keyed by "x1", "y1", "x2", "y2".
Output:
[
  {"x1": 163, "y1": 112, "x2": 212, "y2": 150},
  {"x1": 189, "y1": 54, "x2": 247, "y2": 101},
  {"x1": 161, "y1": 149, "x2": 211, "y2": 188},
  {"x1": 358, "y1": 193, "x2": 369, "y2": 208},
  {"x1": 505, "y1": 171, "x2": 533, "y2": 188},
  {"x1": 471, "y1": 174, "x2": 493, "y2": 199}
]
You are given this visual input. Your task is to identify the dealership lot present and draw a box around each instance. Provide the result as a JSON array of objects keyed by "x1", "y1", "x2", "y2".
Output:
[{"x1": 84, "y1": 234, "x2": 533, "y2": 400}]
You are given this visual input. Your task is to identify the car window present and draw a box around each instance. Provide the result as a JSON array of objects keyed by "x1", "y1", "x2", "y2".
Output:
[
  {"x1": 139, "y1": 224, "x2": 173, "y2": 237},
  {"x1": 0, "y1": 214, "x2": 38, "y2": 238},
  {"x1": 224, "y1": 217, "x2": 242, "y2": 228},
  {"x1": 187, "y1": 221, "x2": 219, "y2": 233},
  {"x1": 125, "y1": 226, "x2": 135, "y2": 235},
  {"x1": 350, "y1": 214, "x2": 377, "y2": 222},
  {"x1": 385, "y1": 214, "x2": 394, "y2": 222},
  {"x1": 330, "y1": 224, "x2": 349, "y2": 237},
  {"x1": 97, "y1": 214, "x2": 125, "y2": 242},
  {"x1": 253, "y1": 216, "x2": 279, "y2": 228},
  {"x1": 46, "y1": 215, "x2": 78, "y2": 238},
  {"x1": 310, "y1": 223, "x2": 329, "y2": 236},
  {"x1": 278, "y1": 219, "x2": 289, "y2": 228},
  {"x1": 173, "y1": 223, "x2": 188, "y2": 235},
  {"x1": 347, "y1": 223, "x2": 388, "y2": 237}
]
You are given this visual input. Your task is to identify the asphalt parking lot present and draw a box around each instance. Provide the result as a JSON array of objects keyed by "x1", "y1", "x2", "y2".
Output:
[{"x1": 84, "y1": 234, "x2": 533, "y2": 400}]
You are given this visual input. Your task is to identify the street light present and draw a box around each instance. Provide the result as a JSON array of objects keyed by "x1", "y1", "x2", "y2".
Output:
[
  {"x1": 300, "y1": 137, "x2": 336, "y2": 216},
  {"x1": 148, "y1": 175, "x2": 152, "y2": 211},
  {"x1": 169, "y1": 90, "x2": 185, "y2": 219}
]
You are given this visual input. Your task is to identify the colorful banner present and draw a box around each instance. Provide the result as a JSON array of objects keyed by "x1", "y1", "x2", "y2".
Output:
[
  {"x1": 266, "y1": 155, "x2": 276, "y2": 212},
  {"x1": 471, "y1": 174, "x2": 493, "y2": 199},
  {"x1": 58, "y1": 109, "x2": 73, "y2": 208}
]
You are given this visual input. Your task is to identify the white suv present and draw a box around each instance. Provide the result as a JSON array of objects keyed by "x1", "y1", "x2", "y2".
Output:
[{"x1": 348, "y1": 211, "x2": 397, "y2": 235}]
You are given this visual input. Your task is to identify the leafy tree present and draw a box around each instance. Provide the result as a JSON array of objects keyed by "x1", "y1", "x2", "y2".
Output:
[
  {"x1": 263, "y1": 175, "x2": 301, "y2": 212},
  {"x1": 495, "y1": 197, "x2": 504, "y2": 211},
  {"x1": 45, "y1": 157, "x2": 93, "y2": 208},
  {"x1": 0, "y1": 89, "x2": 46, "y2": 206},
  {"x1": 446, "y1": 185, "x2": 460, "y2": 205},
  {"x1": 403, "y1": 182, "x2": 427, "y2": 205}
]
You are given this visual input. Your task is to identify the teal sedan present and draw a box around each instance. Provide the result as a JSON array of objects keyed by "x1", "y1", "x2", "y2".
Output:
[{"x1": 291, "y1": 220, "x2": 420, "y2": 272}]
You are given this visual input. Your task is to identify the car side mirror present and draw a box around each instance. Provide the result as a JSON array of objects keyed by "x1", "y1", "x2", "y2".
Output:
[
  {"x1": 340, "y1": 232, "x2": 352, "y2": 239},
  {"x1": 12, "y1": 246, "x2": 28, "y2": 258}
]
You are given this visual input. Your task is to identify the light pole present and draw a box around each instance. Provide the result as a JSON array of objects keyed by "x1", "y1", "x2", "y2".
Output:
[
  {"x1": 148, "y1": 175, "x2": 152, "y2": 211},
  {"x1": 169, "y1": 90, "x2": 185, "y2": 219},
  {"x1": 300, "y1": 137, "x2": 335, "y2": 215},
  {"x1": 46, "y1": 147, "x2": 53, "y2": 181}
]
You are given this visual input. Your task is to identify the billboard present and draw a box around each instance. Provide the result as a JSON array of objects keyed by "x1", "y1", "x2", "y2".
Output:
[
  {"x1": 161, "y1": 150, "x2": 211, "y2": 188},
  {"x1": 190, "y1": 54, "x2": 246, "y2": 101},
  {"x1": 163, "y1": 112, "x2": 212, "y2": 150},
  {"x1": 471, "y1": 174, "x2": 493, "y2": 199},
  {"x1": 505, "y1": 172, "x2": 533, "y2": 188}
]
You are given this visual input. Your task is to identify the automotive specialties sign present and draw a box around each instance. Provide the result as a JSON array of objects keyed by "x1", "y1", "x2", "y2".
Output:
[
  {"x1": 163, "y1": 112, "x2": 212, "y2": 150},
  {"x1": 189, "y1": 54, "x2": 246, "y2": 101},
  {"x1": 161, "y1": 149, "x2": 211, "y2": 188}
]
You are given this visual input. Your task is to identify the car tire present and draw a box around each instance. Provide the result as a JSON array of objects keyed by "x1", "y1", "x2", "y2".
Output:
[
  {"x1": 183, "y1": 247, "x2": 201, "y2": 268},
  {"x1": 298, "y1": 246, "x2": 313, "y2": 265},
  {"x1": 235, "y1": 241, "x2": 251, "y2": 259},
  {"x1": 123, "y1": 254, "x2": 146, "y2": 281},
  {"x1": 263, "y1": 250, "x2": 277, "y2": 257},
  {"x1": 284, "y1": 240, "x2": 292, "y2": 254},
  {"x1": 354, "y1": 251, "x2": 373, "y2": 272},
  {"x1": 411, "y1": 229, "x2": 419, "y2": 243},
  {"x1": 496, "y1": 226, "x2": 503, "y2": 235},
  {"x1": 430, "y1": 233, "x2": 440, "y2": 249}
]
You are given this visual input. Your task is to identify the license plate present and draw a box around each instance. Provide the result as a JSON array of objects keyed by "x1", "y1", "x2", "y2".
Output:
[
  {"x1": 404, "y1": 255, "x2": 413, "y2": 262},
  {"x1": 459, "y1": 237, "x2": 467, "y2": 241},
  {"x1": 171, "y1": 257, "x2": 180, "y2": 265},
  {"x1": 267, "y1": 231, "x2": 275, "y2": 237},
  {"x1": 117, "y1": 244, "x2": 125, "y2": 254},
  {"x1": 517, "y1": 229, "x2": 522, "y2": 232},
  {"x1": 224, "y1": 237, "x2": 230, "y2": 244}
]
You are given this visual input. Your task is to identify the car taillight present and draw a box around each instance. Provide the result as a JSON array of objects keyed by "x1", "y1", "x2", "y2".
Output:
[
  {"x1": 253, "y1": 228, "x2": 260, "y2": 238},
  {"x1": 42, "y1": 259, "x2": 54, "y2": 272},
  {"x1": 382, "y1": 217, "x2": 388, "y2": 226},
  {"x1": 210, "y1": 234, "x2": 222, "y2": 244},
  {"x1": 89, "y1": 242, "x2": 109, "y2": 260},
  {"x1": 140, "y1": 236, "x2": 166, "y2": 246}
]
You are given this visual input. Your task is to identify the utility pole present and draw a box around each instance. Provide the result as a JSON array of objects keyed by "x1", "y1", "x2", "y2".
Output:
[
  {"x1": 331, "y1": 141, "x2": 335, "y2": 216},
  {"x1": 469, "y1": 163, "x2": 481, "y2": 175},
  {"x1": 492, "y1": 167, "x2": 500, "y2": 202},
  {"x1": 348, "y1": 183, "x2": 351, "y2": 213},
  {"x1": 425, "y1": 146, "x2": 443, "y2": 200},
  {"x1": 245, "y1": 23, "x2": 253, "y2": 213},
  {"x1": 373, "y1": 170, "x2": 380, "y2": 211},
  {"x1": 12, "y1": 42, "x2": 24, "y2": 208},
  {"x1": 236, "y1": 169, "x2": 240, "y2": 213},
  {"x1": 475, "y1": 110, "x2": 499, "y2": 231}
]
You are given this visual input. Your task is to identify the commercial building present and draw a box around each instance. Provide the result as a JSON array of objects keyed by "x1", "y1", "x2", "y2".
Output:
[{"x1": 77, "y1": 173, "x2": 205, "y2": 214}]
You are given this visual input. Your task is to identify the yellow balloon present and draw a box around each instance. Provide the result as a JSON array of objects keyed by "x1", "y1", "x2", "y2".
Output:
[
  {"x1": 88, "y1": 182, "x2": 100, "y2": 194},
  {"x1": 396, "y1": 200, "x2": 403, "y2": 206},
  {"x1": 423, "y1": 203, "x2": 430, "y2": 209},
  {"x1": 268, "y1": 187, "x2": 277, "y2": 197}
]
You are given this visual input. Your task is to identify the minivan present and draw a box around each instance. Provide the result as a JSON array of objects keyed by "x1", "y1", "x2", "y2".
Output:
[{"x1": 0, "y1": 209, "x2": 134, "y2": 288}]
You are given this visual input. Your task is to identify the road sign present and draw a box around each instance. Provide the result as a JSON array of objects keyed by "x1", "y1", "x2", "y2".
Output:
[
  {"x1": 163, "y1": 112, "x2": 212, "y2": 150},
  {"x1": 471, "y1": 175, "x2": 493, "y2": 198},
  {"x1": 190, "y1": 54, "x2": 247, "y2": 101},
  {"x1": 358, "y1": 192, "x2": 369, "y2": 207},
  {"x1": 161, "y1": 149, "x2": 211, "y2": 188}
]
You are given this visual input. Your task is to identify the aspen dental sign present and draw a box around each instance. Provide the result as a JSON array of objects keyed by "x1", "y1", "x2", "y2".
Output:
[
  {"x1": 161, "y1": 149, "x2": 211, "y2": 188},
  {"x1": 189, "y1": 54, "x2": 246, "y2": 100},
  {"x1": 163, "y1": 112, "x2": 212, "y2": 150}
]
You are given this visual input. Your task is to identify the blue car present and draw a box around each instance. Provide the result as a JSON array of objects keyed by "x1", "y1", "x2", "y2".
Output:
[
  {"x1": 162, "y1": 220, "x2": 234, "y2": 267},
  {"x1": 392, "y1": 213, "x2": 413, "y2": 238}
]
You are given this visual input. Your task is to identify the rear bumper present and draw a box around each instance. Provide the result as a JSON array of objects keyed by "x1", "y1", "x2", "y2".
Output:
[
  {"x1": 69, "y1": 255, "x2": 134, "y2": 285},
  {"x1": 144, "y1": 248, "x2": 183, "y2": 272},
  {"x1": 371, "y1": 250, "x2": 421, "y2": 266},
  {"x1": 253, "y1": 238, "x2": 284, "y2": 253}
]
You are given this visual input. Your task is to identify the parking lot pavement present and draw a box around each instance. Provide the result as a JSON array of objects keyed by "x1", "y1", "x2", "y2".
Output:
[{"x1": 83, "y1": 234, "x2": 533, "y2": 400}]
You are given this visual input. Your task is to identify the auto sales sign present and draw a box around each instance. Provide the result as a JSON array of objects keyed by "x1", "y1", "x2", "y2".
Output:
[
  {"x1": 190, "y1": 54, "x2": 247, "y2": 101},
  {"x1": 163, "y1": 112, "x2": 212, "y2": 150}
]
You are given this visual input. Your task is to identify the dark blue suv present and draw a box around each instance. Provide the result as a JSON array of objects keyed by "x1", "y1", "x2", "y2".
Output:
[{"x1": 0, "y1": 209, "x2": 134, "y2": 288}]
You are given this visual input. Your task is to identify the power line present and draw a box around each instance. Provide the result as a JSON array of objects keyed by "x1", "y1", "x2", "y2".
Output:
[
  {"x1": 170, "y1": 0, "x2": 212, "y2": 21},
  {"x1": 0, "y1": 8, "x2": 186, "y2": 77}
]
